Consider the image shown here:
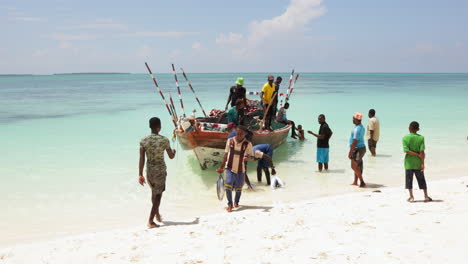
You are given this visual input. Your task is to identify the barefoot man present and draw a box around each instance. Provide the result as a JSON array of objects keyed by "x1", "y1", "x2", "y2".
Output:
[
  {"x1": 139, "y1": 117, "x2": 176, "y2": 228},
  {"x1": 366, "y1": 109, "x2": 380, "y2": 156},
  {"x1": 217, "y1": 125, "x2": 254, "y2": 212},
  {"x1": 403, "y1": 121, "x2": 432, "y2": 202},
  {"x1": 349, "y1": 113, "x2": 366, "y2": 187},
  {"x1": 308, "y1": 114, "x2": 333, "y2": 172}
]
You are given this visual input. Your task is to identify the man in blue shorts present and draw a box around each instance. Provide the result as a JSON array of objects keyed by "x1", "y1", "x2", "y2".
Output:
[
  {"x1": 216, "y1": 126, "x2": 254, "y2": 212},
  {"x1": 349, "y1": 112, "x2": 366, "y2": 187},
  {"x1": 308, "y1": 114, "x2": 333, "y2": 172}
]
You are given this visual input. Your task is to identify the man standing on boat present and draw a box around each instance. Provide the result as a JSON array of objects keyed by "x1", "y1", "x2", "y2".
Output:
[
  {"x1": 261, "y1": 75, "x2": 276, "y2": 130},
  {"x1": 216, "y1": 125, "x2": 254, "y2": 212},
  {"x1": 139, "y1": 117, "x2": 176, "y2": 228},
  {"x1": 225, "y1": 77, "x2": 247, "y2": 109},
  {"x1": 272, "y1": 76, "x2": 282, "y2": 118}
]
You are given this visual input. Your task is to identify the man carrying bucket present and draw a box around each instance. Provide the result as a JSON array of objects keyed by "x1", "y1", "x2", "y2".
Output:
[{"x1": 216, "y1": 125, "x2": 254, "y2": 212}]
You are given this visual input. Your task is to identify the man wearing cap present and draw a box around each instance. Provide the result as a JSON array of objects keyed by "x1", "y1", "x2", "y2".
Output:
[
  {"x1": 261, "y1": 75, "x2": 276, "y2": 130},
  {"x1": 225, "y1": 77, "x2": 247, "y2": 110},
  {"x1": 349, "y1": 112, "x2": 366, "y2": 187}
]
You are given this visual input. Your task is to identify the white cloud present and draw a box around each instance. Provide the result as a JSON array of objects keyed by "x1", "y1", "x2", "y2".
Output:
[
  {"x1": 60, "y1": 19, "x2": 129, "y2": 31},
  {"x1": 215, "y1": 0, "x2": 326, "y2": 58},
  {"x1": 215, "y1": 32, "x2": 244, "y2": 45},
  {"x1": 247, "y1": 0, "x2": 325, "y2": 45},
  {"x1": 415, "y1": 42, "x2": 436, "y2": 53},
  {"x1": 192, "y1": 42, "x2": 202, "y2": 49},
  {"x1": 118, "y1": 31, "x2": 198, "y2": 38},
  {"x1": 10, "y1": 16, "x2": 46, "y2": 22},
  {"x1": 136, "y1": 45, "x2": 155, "y2": 58},
  {"x1": 169, "y1": 49, "x2": 181, "y2": 59},
  {"x1": 51, "y1": 33, "x2": 98, "y2": 41},
  {"x1": 58, "y1": 41, "x2": 73, "y2": 49},
  {"x1": 32, "y1": 49, "x2": 48, "y2": 57}
]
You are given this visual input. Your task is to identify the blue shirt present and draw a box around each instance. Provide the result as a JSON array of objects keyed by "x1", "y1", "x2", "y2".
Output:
[
  {"x1": 253, "y1": 144, "x2": 273, "y2": 168},
  {"x1": 349, "y1": 124, "x2": 366, "y2": 148},
  {"x1": 253, "y1": 144, "x2": 273, "y2": 156},
  {"x1": 228, "y1": 130, "x2": 236, "y2": 138}
]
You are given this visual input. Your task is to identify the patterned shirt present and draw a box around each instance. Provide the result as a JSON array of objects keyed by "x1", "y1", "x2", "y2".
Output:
[
  {"x1": 140, "y1": 134, "x2": 170, "y2": 170},
  {"x1": 224, "y1": 137, "x2": 254, "y2": 174}
]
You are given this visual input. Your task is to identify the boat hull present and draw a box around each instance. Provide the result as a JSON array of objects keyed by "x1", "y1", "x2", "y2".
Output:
[{"x1": 177, "y1": 124, "x2": 291, "y2": 169}]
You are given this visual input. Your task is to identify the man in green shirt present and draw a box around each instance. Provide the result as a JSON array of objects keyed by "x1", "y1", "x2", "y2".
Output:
[{"x1": 402, "y1": 121, "x2": 432, "y2": 202}]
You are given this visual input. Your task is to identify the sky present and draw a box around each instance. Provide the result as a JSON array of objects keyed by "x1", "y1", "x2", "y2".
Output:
[{"x1": 0, "y1": 0, "x2": 467, "y2": 74}]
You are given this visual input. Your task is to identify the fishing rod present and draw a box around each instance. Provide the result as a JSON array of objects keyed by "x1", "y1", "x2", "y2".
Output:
[
  {"x1": 171, "y1": 64, "x2": 186, "y2": 117},
  {"x1": 180, "y1": 67, "x2": 208, "y2": 117},
  {"x1": 168, "y1": 91, "x2": 178, "y2": 121},
  {"x1": 280, "y1": 69, "x2": 294, "y2": 107},
  {"x1": 144, "y1": 62, "x2": 177, "y2": 127},
  {"x1": 286, "y1": 74, "x2": 300, "y2": 103}
]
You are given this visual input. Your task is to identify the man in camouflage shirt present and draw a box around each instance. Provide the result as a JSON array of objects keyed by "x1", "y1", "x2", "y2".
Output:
[{"x1": 139, "y1": 117, "x2": 176, "y2": 228}]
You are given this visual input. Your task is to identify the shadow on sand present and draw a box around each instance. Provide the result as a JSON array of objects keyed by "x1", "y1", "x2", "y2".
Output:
[
  {"x1": 235, "y1": 205, "x2": 273, "y2": 213},
  {"x1": 162, "y1": 217, "x2": 200, "y2": 227},
  {"x1": 363, "y1": 183, "x2": 386, "y2": 189},
  {"x1": 411, "y1": 199, "x2": 444, "y2": 203},
  {"x1": 376, "y1": 154, "x2": 392, "y2": 158},
  {"x1": 324, "y1": 169, "x2": 346, "y2": 174}
]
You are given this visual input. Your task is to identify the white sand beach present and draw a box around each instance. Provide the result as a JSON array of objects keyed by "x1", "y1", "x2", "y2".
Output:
[{"x1": 1, "y1": 177, "x2": 467, "y2": 264}]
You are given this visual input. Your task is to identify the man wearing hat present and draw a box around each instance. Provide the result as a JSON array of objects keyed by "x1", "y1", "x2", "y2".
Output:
[
  {"x1": 261, "y1": 75, "x2": 276, "y2": 130},
  {"x1": 225, "y1": 77, "x2": 247, "y2": 110},
  {"x1": 349, "y1": 112, "x2": 367, "y2": 187}
]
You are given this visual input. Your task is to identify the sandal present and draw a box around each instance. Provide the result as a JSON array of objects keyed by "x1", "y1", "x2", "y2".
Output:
[
  {"x1": 424, "y1": 197, "x2": 433, "y2": 202},
  {"x1": 407, "y1": 197, "x2": 415, "y2": 203}
]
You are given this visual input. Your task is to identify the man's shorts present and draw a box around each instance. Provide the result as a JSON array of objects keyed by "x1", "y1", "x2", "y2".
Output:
[
  {"x1": 368, "y1": 139, "x2": 377, "y2": 150},
  {"x1": 316, "y1": 148, "x2": 329, "y2": 163},
  {"x1": 225, "y1": 169, "x2": 245, "y2": 192},
  {"x1": 405, "y1": 169, "x2": 427, "y2": 189},
  {"x1": 351, "y1": 147, "x2": 366, "y2": 163},
  {"x1": 146, "y1": 166, "x2": 167, "y2": 195}
]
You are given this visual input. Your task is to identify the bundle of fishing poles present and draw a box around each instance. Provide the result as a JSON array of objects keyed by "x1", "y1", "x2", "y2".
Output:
[{"x1": 144, "y1": 62, "x2": 300, "y2": 130}]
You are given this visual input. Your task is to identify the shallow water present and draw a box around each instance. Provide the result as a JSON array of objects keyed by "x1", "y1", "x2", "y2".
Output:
[{"x1": 1, "y1": 72, "x2": 467, "y2": 245}]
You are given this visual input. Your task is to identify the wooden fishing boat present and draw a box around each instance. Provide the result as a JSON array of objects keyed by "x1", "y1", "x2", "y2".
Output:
[{"x1": 176, "y1": 120, "x2": 291, "y2": 169}]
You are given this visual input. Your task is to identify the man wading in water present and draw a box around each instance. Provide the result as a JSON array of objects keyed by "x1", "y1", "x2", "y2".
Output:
[
  {"x1": 217, "y1": 125, "x2": 254, "y2": 212},
  {"x1": 139, "y1": 117, "x2": 176, "y2": 228}
]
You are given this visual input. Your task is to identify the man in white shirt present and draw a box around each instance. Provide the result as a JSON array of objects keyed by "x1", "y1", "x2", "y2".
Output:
[
  {"x1": 216, "y1": 126, "x2": 254, "y2": 212},
  {"x1": 366, "y1": 109, "x2": 380, "y2": 156}
]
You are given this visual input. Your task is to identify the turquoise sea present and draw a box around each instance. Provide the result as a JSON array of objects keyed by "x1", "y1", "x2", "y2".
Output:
[{"x1": 1, "y1": 72, "x2": 467, "y2": 245}]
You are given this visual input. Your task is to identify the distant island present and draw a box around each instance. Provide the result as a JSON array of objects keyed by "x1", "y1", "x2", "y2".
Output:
[
  {"x1": 0, "y1": 74, "x2": 34, "y2": 76},
  {"x1": 53, "y1": 72, "x2": 132, "y2": 75}
]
